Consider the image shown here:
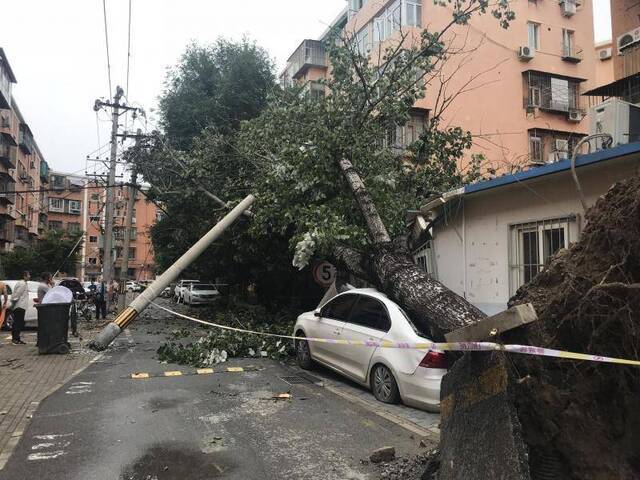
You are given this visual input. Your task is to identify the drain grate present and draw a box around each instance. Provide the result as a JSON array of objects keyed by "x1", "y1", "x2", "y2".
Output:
[
  {"x1": 278, "y1": 375, "x2": 310, "y2": 385},
  {"x1": 297, "y1": 372, "x2": 322, "y2": 384}
]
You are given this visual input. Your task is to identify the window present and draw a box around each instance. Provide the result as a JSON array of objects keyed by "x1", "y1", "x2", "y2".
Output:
[
  {"x1": 130, "y1": 227, "x2": 137, "y2": 240},
  {"x1": 404, "y1": 0, "x2": 422, "y2": 27},
  {"x1": 49, "y1": 198, "x2": 64, "y2": 212},
  {"x1": 356, "y1": 27, "x2": 371, "y2": 56},
  {"x1": 414, "y1": 240, "x2": 437, "y2": 278},
  {"x1": 529, "y1": 135, "x2": 543, "y2": 163},
  {"x1": 348, "y1": 0, "x2": 367, "y2": 19},
  {"x1": 129, "y1": 247, "x2": 136, "y2": 259},
  {"x1": 90, "y1": 215, "x2": 101, "y2": 223},
  {"x1": 91, "y1": 193, "x2": 100, "y2": 201},
  {"x1": 68, "y1": 200, "x2": 81, "y2": 214},
  {"x1": 321, "y1": 294, "x2": 358, "y2": 321},
  {"x1": 67, "y1": 222, "x2": 81, "y2": 234},
  {"x1": 51, "y1": 175, "x2": 65, "y2": 189},
  {"x1": 550, "y1": 138, "x2": 569, "y2": 161},
  {"x1": 509, "y1": 217, "x2": 573, "y2": 294},
  {"x1": 373, "y1": 0, "x2": 422, "y2": 43},
  {"x1": 89, "y1": 235, "x2": 98, "y2": 243},
  {"x1": 89, "y1": 257, "x2": 98, "y2": 265},
  {"x1": 48, "y1": 220, "x2": 63, "y2": 231},
  {"x1": 527, "y1": 22, "x2": 539, "y2": 50},
  {"x1": 348, "y1": 296, "x2": 391, "y2": 331},
  {"x1": 525, "y1": 72, "x2": 580, "y2": 113},
  {"x1": 562, "y1": 29, "x2": 574, "y2": 56}
]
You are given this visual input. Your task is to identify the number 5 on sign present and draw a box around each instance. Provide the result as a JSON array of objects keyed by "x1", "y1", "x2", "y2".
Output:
[{"x1": 313, "y1": 261, "x2": 337, "y2": 287}]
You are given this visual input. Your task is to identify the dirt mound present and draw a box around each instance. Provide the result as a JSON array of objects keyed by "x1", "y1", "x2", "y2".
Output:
[{"x1": 507, "y1": 176, "x2": 640, "y2": 479}]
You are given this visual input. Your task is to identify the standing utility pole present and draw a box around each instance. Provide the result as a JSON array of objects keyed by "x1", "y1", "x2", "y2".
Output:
[
  {"x1": 102, "y1": 86, "x2": 124, "y2": 300},
  {"x1": 93, "y1": 87, "x2": 141, "y2": 311},
  {"x1": 118, "y1": 165, "x2": 138, "y2": 312}
]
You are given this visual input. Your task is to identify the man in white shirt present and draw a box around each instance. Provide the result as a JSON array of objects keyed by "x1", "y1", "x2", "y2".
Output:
[{"x1": 11, "y1": 271, "x2": 31, "y2": 345}]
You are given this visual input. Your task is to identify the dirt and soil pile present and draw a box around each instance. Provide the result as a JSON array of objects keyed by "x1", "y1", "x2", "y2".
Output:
[{"x1": 506, "y1": 176, "x2": 640, "y2": 479}]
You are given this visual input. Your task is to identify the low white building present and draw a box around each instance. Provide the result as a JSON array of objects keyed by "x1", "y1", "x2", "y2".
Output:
[{"x1": 414, "y1": 142, "x2": 640, "y2": 315}]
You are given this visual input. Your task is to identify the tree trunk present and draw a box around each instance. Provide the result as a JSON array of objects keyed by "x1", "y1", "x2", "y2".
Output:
[{"x1": 338, "y1": 158, "x2": 485, "y2": 339}]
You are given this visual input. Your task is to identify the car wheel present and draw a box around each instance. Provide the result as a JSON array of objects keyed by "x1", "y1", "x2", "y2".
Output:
[
  {"x1": 371, "y1": 364, "x2": 400, "y2": 404},
  {"x1": 296, "y1": 337, "x2": 313, "y2": 370}
]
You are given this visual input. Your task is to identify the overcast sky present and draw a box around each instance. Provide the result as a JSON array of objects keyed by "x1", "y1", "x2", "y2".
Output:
[{"x1": 1, "y1": 0, "x2": 611, "y2": 174}]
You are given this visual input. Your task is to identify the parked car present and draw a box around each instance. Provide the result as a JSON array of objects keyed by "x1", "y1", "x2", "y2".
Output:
[
  {"x1": 2, "y1": 280, "x2": 40, "y2": 328},
  {"x1": 293, "y1": 288, "x2": 450, "y2": 412},
  {"x1": 183, "y1": 284, "x2": 220, "y2": 305},
  {"x1": 126, "y1": 281, "x2": 142, "y2": 292},
  {"x1": 174, "y1": 280, "x2": 199, "y2": 302}
]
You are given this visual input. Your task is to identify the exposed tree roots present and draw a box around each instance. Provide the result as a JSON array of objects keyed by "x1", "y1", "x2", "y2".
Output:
[{"x1": 507, "y1": 177, "x2": 640, "y2": 480}]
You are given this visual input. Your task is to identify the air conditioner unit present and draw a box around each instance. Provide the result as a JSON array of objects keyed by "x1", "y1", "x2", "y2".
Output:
[
  {"x1": 589, "y1": 98, "x2": 640, "y2": 147},
  {"x1": 518, "y1": 46, "x2": 534, "y2": 61},
  {"x1": 560, "y1": 0, "x2": 577, "y2": 17},
  {"x1": 599, "y1": 47, "x2": 612, "y2": 60},
  {"x1": 617, "y1": 28, "x2": 640, "y2": 53},
  {"x1": 568, "y1": 109, "x2": 583, "y2": 122}
]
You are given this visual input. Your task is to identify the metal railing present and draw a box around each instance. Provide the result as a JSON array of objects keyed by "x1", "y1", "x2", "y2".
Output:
[{"x1": 561, "y1": 43, "x2": 583, "y2": 62}]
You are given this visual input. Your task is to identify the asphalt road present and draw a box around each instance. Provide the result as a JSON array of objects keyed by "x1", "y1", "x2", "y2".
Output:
[{"x1": 0, "y1": 305, "x2": 424, "y2": 480}]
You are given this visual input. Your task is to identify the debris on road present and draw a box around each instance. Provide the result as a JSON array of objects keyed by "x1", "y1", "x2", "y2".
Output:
[
  {"x1": 370, "y1": 446, "x2": 396, "y2": 464},
  {"x1": 376, "y1": 449, "x2": 439, "y2": 480}
]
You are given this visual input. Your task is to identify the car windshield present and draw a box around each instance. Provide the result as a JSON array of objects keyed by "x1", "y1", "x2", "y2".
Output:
[{"x1": 193, "y1": 284, "x2": 215, "y2": 290}]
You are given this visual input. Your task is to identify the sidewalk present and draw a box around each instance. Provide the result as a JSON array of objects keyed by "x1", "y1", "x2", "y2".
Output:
[{"x1": 0, "y1": 324, "x2": 100, "y2": 470}]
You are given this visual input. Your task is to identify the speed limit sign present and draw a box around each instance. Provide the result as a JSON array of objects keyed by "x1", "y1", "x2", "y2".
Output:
[{"x1": 313, "y1": 261, "x2": 337, "y2": 287}]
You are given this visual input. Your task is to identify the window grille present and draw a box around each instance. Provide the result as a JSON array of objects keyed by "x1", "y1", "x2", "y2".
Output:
[
  {"x1": 509, "y1": 216, "x2": 575, "y2": 295},
  {"x1": 414, "y1": 240, "x2": 437, "y2": 279}
]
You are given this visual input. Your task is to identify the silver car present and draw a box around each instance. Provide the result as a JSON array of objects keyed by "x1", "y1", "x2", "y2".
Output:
[
  {"x1": 293, "y1": 288, "x2": 449, "y2": 412},
  {"x1": 183, "y1": 284, "x2": 220, "y2": 305}
]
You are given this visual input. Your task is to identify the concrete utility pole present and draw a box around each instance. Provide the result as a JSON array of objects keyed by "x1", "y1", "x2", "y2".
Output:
[
  {"x1": 118, "y1": 164, "x2": 138, "y2": 312},
  {"x1": 89, "y1": 194, "x2": 255, "y2": 351},
  {"x1": 101, "y1": 86, "x2": 124, "y2": 306}
]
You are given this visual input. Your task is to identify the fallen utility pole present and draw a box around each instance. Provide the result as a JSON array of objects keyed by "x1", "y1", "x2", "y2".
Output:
[{"x1": 89, "y1": 194, "x2": 255, "y2": 351}]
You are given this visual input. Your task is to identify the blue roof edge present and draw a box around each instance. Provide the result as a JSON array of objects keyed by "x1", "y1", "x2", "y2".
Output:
[{"x1": 465, "y1": 142, "x2": 640, "y2": 195}]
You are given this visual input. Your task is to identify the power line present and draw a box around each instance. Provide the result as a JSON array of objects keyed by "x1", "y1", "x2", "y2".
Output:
[
  {"x1": 101, "y1": 0, "x2": 112, "y2": 96},
  {"x1": 126, "y1": 0, "x2": 133, "y2": 96}
]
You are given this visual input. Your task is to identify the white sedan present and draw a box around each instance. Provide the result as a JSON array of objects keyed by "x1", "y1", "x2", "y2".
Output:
[
  {"x1": 183, "y1": 284, "x2": 220, "y2": 305},
  {"x1": 2, "y1": 280, "x2": 40, "y2": 328},
  {"x1": 293, "y1": 288, "x2": 449, "y2": 412}
]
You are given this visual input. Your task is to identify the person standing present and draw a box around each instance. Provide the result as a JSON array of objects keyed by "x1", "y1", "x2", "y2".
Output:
[
  {"x1": 36, "y1": 272, "x2": 53, "y2": 302},
  {"x1": 11, "y1": 271, "x2": 30, "y2": 345},
  {"x1": 0, "y1": 280, "x2": 8, "y2": 331},
  {"x1": 94, "y1": 278, "x2": 107, "y2": 320}
]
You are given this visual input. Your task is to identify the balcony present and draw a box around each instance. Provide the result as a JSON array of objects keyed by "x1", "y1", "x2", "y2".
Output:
[
  {"x1": 285, "y1": 40, "x2": 327, "y2": 81},
  {"x1": 40, "y1": 160, "x2": 49, "y2": 183},
  {"x1": 0, "y1": 49, "x2": 17, "y2": 110},
  {"x1": 616, "y1": 43, "x2": 640, "y2": 81},
  {"x1": 561, "y1": 44, "x2": 583, "y2": 63},
  {"x1": 524, "y1": 71, "x2": 583, "y2": 114},
  {"x1": 0, "y1": 139, "x2": 17, "y2": 169},
  {"x1": 0, "y1": 175, "x2": 15, "y2": 205},
  {"x1": 18, "y1": 124, "x2": 33, "y2": 154},
  {"x1": 0, "y1": 220, "x2": 15, "y2": 243}
]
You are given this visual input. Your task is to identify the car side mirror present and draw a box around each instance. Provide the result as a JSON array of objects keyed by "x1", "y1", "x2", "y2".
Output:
[{"x1": 313, "y1": 309, "x2": 321, "y2": 318}]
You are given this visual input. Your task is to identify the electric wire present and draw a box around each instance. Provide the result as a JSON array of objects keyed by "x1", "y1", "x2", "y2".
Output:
[{"x1": 101, "y1": 0, "x2": 113, "y2": 96}]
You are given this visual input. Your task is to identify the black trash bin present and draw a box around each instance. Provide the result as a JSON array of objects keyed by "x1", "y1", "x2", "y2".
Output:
[{"x1": 35, "y1": 303, "x2": 72, "y2": 354}]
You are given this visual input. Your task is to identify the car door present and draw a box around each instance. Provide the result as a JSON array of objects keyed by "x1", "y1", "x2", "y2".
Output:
[
  {"x1": 307, "y1": 293, "x2": 358, "y2": 367},
  {"x1": 337, "y1": 295, "x2": 392, "y2": 383}
]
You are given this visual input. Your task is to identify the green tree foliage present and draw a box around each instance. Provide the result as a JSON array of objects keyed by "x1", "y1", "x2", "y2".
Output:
[
  {"x1": 0, "y1": 230, "x2": 83, "y2": 279},
  {"x1": 159, "y1": 38, "x2": 276, "y2": 150}
]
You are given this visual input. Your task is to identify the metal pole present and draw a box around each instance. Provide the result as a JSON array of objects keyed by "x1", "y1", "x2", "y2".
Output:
[
  {"x1": 89, "y1": 194, "x2": 255, "y2": 351},
  {"x1": 117, "y1": 166, "x2": 137, "y2": 312},
  {"x1": 102, "y1": 86, "x2": 124, "y2": 310}
]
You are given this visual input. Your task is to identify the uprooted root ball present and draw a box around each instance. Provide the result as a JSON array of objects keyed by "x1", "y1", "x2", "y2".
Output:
[{"x1": 507, "y1": 176, "x2": 640, "y2": 480}]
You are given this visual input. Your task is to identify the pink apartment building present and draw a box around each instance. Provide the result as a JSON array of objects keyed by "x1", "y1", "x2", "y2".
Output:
[{"x1": 281, "y1": 0, "x2": 603, "y2": 172}]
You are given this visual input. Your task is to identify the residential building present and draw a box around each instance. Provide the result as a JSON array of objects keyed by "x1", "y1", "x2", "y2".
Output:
[
  {"x1": 47, "y1": 172, "x2": 158, "y2": 281},
  {"x1": 0, "y1": 48, "x2": 49, "y2": 253},
  {"x1": 583, "y1": 2, "x2": 640, "y2": 104},
  {"x1": 411, "y1": 142, "x2": 640, "y2": 315},
  {"x1": 281, "y1": 0, "x2": 600, "y2": 171}
]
